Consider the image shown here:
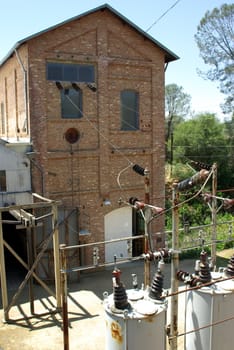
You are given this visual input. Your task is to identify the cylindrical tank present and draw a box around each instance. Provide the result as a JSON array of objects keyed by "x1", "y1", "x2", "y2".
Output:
[
  {"x1": 104, "y1": 289, "x2": 167, "y2": 350},
  {"x1": 185, "y1": 278, "x2": 234, "y2": 350}
]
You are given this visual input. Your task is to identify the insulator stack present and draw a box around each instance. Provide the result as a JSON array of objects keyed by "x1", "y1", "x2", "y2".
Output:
[
  {"x1": 189, "y1": 160, "x2": 212, "y2": 171},
  {"x1": 223, "y1": 198, "x2": 234, "y2": 210},
  {"x1": 177, "y1": 270, "x2": 199, "y2": 287},
  {"x1": 132, "y1": 164, "x2": 148, "y2": 176},
  {"x1": 226, "y1": 254, "x2": 234, "y2": 276},
  {"x1": 176, "y1": 169, "x2": 209, "y2": 192},
  {"x1": 199, "y1": 251, "x2": 211, "y2": 283},
  {"x1": 129, "y1": 197, "x2": 139, "y2": 206},
  {"x1": 149, "y1": 270, "x2": 164, "y2": 300},
  {"x1": 112, "y1": 268, "x2": 129, "y2": 310}
]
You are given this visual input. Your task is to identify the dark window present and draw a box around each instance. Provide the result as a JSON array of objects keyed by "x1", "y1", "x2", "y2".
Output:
[
  {"x1": 120, "y1": 90, "x2": 139, "y2": 130},
  {"x1": 78, "y1": 65, "x2": 94, "y2": 82},
  {"x1": 0, "y1": 170, "x2": 6, "y2": 192},
  {"x1": 47, "y1": 62, "x2": 95, "y2": 83},
  {"x1": 61, "y1": 88, "x2": 83, "y2": 119},
  {"x1": 132, "y1": 210, "x2": 144, "y2": 256},
  {"x1": 63, "y1": 64, "x2": 78, "y2": 81},
  {"x1": 47, "y1": 62, "x2": 63, "y2": 80}
]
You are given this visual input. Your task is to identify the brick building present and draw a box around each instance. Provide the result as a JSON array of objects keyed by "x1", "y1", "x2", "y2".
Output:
[{"x1": 0, "y1": 4, "x2": 178, "y2": 269}]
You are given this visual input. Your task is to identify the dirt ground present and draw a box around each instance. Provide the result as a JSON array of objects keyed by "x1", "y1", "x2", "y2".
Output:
[{"x1": 0, "y1": 252, "x2": 233, "y2": 350}]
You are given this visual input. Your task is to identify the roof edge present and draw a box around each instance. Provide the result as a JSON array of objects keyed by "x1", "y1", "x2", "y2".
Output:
[{"x1": 0, "y1": 3, "x2": 179, "y2": 66}]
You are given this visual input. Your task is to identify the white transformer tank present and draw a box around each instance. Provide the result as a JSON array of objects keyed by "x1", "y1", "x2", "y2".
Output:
[
  {"x1": 185, "y1": 278, "x2": 234, "y2": 350},
  {"x1": 104, "y1": 289, "x2": 167, "y2": 350}
]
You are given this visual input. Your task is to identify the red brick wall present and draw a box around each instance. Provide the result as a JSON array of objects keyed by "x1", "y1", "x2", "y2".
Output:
[{"x1": 0, "y1": 8, "x2": 166, "y2": 257}]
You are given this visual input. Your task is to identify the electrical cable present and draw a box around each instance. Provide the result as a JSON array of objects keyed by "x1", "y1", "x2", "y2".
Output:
[
  {"x1": 61, "y1": 86, "x2": 226, "y2": 240},
  {"x1": 63, "y1": 93, "x2": 140, "y2": 201},
  {"x1": 146, "y1": 168, "x2": 214, "y2": 225},
  {"x1": 169, "y1": 315, "x2": 234, "y2": 341},
  {"x1": 64, "y1": 93, "x2": 134, "y2": 166},
  {"x1": 146, "y1": 0, "x2": 183, "y2": 32}
]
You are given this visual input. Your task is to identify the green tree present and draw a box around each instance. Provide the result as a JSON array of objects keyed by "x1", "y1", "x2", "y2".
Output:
[
  {"x1": 195, "y1": 4, "x2": 234, "y2": 113},
  {"x1": 165, "y1": 84, "x2": 191, "y2": 168},
  {"x1": 224, "y1": 115, "x2": 234, "y2": 188},
  {"x1": 173, "y1": 113, "x2": 229, "y2": 189},
  {"x1": 165, "y1": 84, "x2": 191, "y2": 142}
]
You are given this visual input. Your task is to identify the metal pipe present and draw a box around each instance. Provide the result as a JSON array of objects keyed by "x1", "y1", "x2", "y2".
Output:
[
  {"x1": 60, "y1": 234, "x2": 145, "y2": 251},
  {"x1": 63, "y1": 255, "x2": 144, "y2": 273}
]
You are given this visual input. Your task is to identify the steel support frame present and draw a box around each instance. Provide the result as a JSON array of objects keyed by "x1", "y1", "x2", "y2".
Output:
[{"x1": 0, "y1": 193, "x2": 61, "y2": 322}]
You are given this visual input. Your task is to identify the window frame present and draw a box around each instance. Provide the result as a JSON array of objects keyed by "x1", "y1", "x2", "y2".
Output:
[{"x1": 47, "y1": 62, "x2": 95, "y2": 83}]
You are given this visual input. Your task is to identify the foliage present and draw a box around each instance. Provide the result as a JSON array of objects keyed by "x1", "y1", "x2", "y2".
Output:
[
  {"x1": 165, "y1": 84, "x2": 191, "y2": 162},
  {"x1": 195, "y1": 4, "x2": 234, "y2": 113},
  {"x1": 165, "y1": 84, "x2": 191, "y2": 139},
  {"x1": 172, "y1": 113, "x2": 231, "y2": 189},
  {"x1": 224, "y1": 115, "x2": 234, "y2": 188}
]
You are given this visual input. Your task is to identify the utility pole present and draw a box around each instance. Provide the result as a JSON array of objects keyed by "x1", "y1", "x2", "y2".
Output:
[
  {"x1": 144, "y1": 169, "x2": 151, "y2": 287},
  {"x1": 211, "y1": 163, "x2": 217, "y2": 270},
  {"x1": 169, "y1": 187, "x2": 179, "y2": 350},
  {"x1": 60, "y1": 244, "x2": 69, "y2": 350}
]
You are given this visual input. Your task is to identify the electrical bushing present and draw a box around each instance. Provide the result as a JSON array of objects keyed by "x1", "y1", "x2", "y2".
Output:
[
  {"x1": 226, "y1": 254, "x2": 234, "y2": 276},
  {"x1": 112, "y1": 267, "x2": 129, "y2": 310}
]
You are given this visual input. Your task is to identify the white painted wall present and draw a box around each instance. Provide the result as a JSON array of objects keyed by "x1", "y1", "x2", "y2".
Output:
[
  {"x1": 104, "y1": 206, "x2": 132, "y2": 263},
  {"x1": 0, "y1": 144, "x2": 31, "y2": 206}
]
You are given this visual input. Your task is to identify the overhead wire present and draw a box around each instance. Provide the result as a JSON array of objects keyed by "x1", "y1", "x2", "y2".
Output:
[
  {"x1": 145, "y1": 0, "x2": 183, "y2": 32},
  {"x1": 63, "y1": 92, "x2": 145, "y2": 202},
  {"x1": 63, "y1": 93, "x2": 133, "y2": 166}
]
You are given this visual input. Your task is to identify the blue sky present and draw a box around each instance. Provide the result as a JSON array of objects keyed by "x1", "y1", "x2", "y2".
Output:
[{"x1": 0, "y1": 0, "x2": 232, "y2": 119}]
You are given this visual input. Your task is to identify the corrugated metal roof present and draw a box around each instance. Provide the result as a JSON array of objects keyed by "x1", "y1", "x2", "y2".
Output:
[{"x1": 0, "y1": 3, "x2": 179, "y2": 66}]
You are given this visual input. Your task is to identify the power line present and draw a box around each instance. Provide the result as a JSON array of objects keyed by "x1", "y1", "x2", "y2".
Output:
[{"x1": 146, "y1": 0, "x2": 183, "y2": 32}]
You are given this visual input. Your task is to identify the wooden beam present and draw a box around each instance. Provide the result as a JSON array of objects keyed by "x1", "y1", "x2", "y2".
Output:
[{"x1": 0, "y1": 211, "x2": 9, "y2": 321}]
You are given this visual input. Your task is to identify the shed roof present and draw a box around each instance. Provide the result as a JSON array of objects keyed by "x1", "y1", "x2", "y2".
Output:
[{"x1": 0, "y1": 3, "x2": 179, "y2": 66}]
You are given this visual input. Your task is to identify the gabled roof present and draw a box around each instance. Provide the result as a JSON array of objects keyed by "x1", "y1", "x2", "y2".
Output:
[{"x1": 0, "y1": 3, "x2": 179, "y2": 66}]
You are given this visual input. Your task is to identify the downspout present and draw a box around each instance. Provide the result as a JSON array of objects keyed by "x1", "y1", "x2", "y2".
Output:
[{"x1": 14, "y1": 48, "x2": 29, "y2": 135}]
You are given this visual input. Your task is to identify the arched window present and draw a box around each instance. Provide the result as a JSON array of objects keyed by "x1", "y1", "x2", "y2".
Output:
[
  {"x1": 61, "y1": 88, "x2": 83, "y2": 119},
  {"x1": 120, "y1": 90, "x2": 139, "y2": 130}
]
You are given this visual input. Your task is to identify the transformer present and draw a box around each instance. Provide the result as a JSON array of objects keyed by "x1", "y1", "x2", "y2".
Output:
[
  {"x1": 185, "y1": 275, "x2": 234, "y2": 350},
  {"x1": 104, "y1": 265, "x2": 167, "y2": 350}
]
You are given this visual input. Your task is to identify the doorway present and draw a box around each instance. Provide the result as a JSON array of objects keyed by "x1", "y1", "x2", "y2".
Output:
[{"x1": 2, "y1": 212, "x2": 27, "y2": 288}]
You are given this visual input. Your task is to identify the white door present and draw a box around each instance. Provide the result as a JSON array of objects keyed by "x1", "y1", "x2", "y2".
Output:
[{"x1": 104, "y1": 206, "x2": 132, "y2": 263}]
